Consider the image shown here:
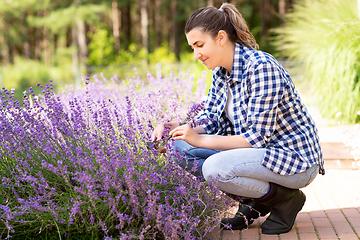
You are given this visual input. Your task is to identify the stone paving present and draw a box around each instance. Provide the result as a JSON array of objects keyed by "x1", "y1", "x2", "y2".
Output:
[{"x1": 204, "y1": 160, "x2": 360, "y2": 240}]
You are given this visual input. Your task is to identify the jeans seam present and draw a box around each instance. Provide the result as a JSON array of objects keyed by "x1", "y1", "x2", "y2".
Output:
[{"x1": 218, "y1": 177, "x2": 269, "y2": 196}]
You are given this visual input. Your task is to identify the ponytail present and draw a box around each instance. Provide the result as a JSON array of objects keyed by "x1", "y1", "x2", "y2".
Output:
[{"x1": 185, "y1": 3, "x2": 259, "y2": 50}]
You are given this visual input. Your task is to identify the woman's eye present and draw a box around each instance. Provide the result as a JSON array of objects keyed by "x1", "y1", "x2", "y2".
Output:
[{"x1": 198, "y1": 44, "x2": 203, "y2": 47}]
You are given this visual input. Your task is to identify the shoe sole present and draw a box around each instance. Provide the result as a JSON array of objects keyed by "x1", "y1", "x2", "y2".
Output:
[
  {"x1": 261, "y1": 190, "x2": 306, "y2": 235},
  {"x1": 220, "y1": 219, "x2": 255, "y2": 231}
]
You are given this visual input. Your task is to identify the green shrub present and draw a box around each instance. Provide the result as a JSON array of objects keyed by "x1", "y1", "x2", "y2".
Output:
[
  {"x1": 87, "y1": 27, "x2": 115, "y2": 65},
  {"x1": 273, "y1": 0, "x2": 360, "y2": 123},
  {"x1": 115, "y1": 43, "x2": 147, "y2": 65},
  {"x1": 148, "y1": 43, "x2": 177, "y2": 64},
  {"x1": 2, "y1": 57, "x2": 74, "y2": 101}
]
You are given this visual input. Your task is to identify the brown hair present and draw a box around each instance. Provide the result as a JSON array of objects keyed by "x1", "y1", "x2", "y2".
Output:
[{"x1": 185, "y1": 3, "x2": 258, "y2": 50}]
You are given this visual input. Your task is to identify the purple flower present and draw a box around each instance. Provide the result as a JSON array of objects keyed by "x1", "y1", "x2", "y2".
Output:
[{"x1": 0, "y1": 70, "x2": 229, "y2": 239}]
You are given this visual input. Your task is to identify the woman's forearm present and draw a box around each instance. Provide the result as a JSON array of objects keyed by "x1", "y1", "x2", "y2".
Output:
[{"x1": 197, "y1": 134, "x2": 252, "y2": 150}]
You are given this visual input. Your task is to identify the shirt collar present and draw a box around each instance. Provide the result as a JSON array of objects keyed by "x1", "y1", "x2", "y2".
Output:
[{"x1": 219, "y1": 43, "x2": 244, "y2": 83}]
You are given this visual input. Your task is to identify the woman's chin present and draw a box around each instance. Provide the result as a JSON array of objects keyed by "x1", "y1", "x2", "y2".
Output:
[{"x1": 204, "y1": 64, "x2": 213, "y2": 70}]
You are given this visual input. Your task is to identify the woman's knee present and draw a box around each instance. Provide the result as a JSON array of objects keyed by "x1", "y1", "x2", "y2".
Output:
[{"x1": 202, "y1": 154, "x2": 222, "y2": 181}]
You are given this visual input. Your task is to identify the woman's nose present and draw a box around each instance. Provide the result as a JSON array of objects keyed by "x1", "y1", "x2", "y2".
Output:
[{"x1": 194, "y1": 50, "x2": 202, "y2": 60}]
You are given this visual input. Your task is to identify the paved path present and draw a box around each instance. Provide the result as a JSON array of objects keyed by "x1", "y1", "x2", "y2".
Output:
[{"x1": 205, "y1": 160, "x2": 360, "y2": 240}]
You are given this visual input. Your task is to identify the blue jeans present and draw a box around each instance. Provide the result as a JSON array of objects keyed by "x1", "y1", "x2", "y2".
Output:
[{"x1": 171, "y1": 139, "x2": 319, "y2": 198}]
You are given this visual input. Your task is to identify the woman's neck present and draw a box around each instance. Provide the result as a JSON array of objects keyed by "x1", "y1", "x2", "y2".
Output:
[{"x1": 221, "y1": 42, "x2": 236, "y2": 73}]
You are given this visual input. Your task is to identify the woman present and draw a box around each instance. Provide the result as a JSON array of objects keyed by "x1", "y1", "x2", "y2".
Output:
[{"x1": 151, "y1": 3, "x2": 324, "y2": 235}]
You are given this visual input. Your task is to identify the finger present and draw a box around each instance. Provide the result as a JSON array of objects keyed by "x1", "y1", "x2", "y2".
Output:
[
  {"x1": 169, "y1": 128, "x2": 175, "y2": 136},
  {"x1": 173, "y1": 131, "x2": 185, "y2": 140},
  {"x1": 170, "y1": 129, "x2": 181, "y2": 138},
  {"x1": 170, "y1": 125, "x2": 184, "y2": 135},
  {"x1": 155, "y1": 134, "x2": 162, "y2": 141}
]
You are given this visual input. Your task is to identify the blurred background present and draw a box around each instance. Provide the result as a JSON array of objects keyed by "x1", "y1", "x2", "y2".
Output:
[{"x1": 0, "y1": 0, "x2": 360, "y2": 123}]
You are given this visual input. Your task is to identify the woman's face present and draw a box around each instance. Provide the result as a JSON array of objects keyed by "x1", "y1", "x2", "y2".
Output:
[{"x1": 186, "y1": 28, "x2": 223, "y2": 70}]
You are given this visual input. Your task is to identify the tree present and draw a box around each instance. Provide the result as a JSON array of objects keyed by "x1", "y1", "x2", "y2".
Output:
[
  {"x1": 140, "y1": 0, "x2": 149, "y2": 56},
  {"x1": 0, "y1": 0, "x2": 297, "y2": 66},
  {"x1": 112, "y1": 1, "x2": 120, "y2": 54}
]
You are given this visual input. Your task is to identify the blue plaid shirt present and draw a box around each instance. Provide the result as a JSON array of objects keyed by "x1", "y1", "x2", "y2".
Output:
[{"x1": 198, "y1": 44, "x2": 325, "y2": 176}]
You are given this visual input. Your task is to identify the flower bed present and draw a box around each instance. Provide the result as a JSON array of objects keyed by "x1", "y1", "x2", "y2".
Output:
[{"x1": 0, "y1": 70, "x2": 232, "y2": 239}]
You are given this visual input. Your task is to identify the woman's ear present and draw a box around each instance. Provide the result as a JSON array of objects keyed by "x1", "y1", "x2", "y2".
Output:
[{"x1": 217, "y1": 30, "x2": 227, "y2": 46}]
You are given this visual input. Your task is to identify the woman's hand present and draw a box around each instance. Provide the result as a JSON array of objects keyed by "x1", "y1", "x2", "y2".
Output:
[
  {"x1": 169, "y1": 124, "x2": 202, "y2": 147},
  {"x1": 170, "y1": 125, "x2": 252, "y2": 150},
  {"x1": 151, "y1": 122, "x2": 180, "y2": 141},
  {"x1": 151, "y1": 123, "x2": 165, "y2": 142},
  {"x1": 150, "y1": 122, "x2": 180, "y2": 153}
]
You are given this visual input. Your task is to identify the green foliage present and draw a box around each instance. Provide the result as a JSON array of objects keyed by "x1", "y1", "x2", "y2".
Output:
[
  {"x1": 87, "y1": 28, "x2": 115, "y2": 65},
  {"x1": 2, "y1": 57, "x2": 74, "y2": 101},
  {"x1": 27, "y1": 4, "x2": 108, "y2": 33},
  {"x1": 115, "y1": 43, "x2": 147, "y2": 65},
  {"x1": 148, "y1": 43, "x2": 177, "y2": 64},
  {"x1": 53, "y1": 47, "x2": 73, "y2": 66},
  {"x1": 274, "y1": 0, "x2": 360, "y2": 123}
]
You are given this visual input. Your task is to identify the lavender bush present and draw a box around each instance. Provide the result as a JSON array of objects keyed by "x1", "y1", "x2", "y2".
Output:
[{"x1": 0, "y1": 70, "x2": 233, "y2": 239}]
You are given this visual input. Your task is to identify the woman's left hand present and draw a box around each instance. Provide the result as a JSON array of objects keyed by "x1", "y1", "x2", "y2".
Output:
[{"x1": 169, "y1": 124, "x2": 202, "y2": 147}]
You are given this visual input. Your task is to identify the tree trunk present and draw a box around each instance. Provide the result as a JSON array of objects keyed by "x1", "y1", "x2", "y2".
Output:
[
  {"x1": 43, "y1": 11, "x2": 51, "y2": 65},
  {"x1": 154, "y1": 0, "x2": 162, "y2": 48},
  {"x1": 0, "y1": 14, "x2": 9, "y2": 64},
  {"x1": 21, "y1": 19, "x2": 31, "y2": 59},
  {"x1": 169, "y1": 0, "x2": 181, "y2": 60},
  {"x1": 35, "y1": 11, "x2": 42, "y2": 60},
  {"x1": 66, "y1": 27, "x2": 72, "y2": 47},
  {"x1": 53, "y1": 34, "x2": 58, "y2": 56},
  {"x1": 3, "y1": 43, "x2": 9, "y2": 64},
  {"x1": 261, "y1": 0, "x2": 271, "y2": 46},
  {"x1": 140, "y1": 0, "x2": 149, "y2": 55},
  {"x1": 72, "y1": 26, "x2": 80, "y2": 88},
  {"x1": 279, "y1": 0, "x2": 285, "y2": 24},
  {"x1": 9, "y1": 45, "x2": 16, "y2": 64},
  {"x1": 174, "y1": 20, "x2": 181, "y2": 61},
  {"x1": 170, "y1": 1, "x2": 177, "y2": 56},
  {"x1": 73, "y1": 0, "x2": 85, "y2": 72},
  {"x1": 207, "y1": 0, "x2": 214, "y2": 6},
  {"x1": 76, "y1": 19, "x2": 88, "y2": 71},
  {"x1": 23, "y1": 41, "x2": 31, "y2": 59},
  {"x1": 28, "y1": 26, "x2": 36, "y2": 59},
  {"x1": 0, "y1": 31, "x2": 10, "y2": 64},
  {"x1": 121, "y1": 4, "x2": 131, "y2": 49},
  {"x1": 112, "y1": 1, "x2": 121, "y2": 54}
]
